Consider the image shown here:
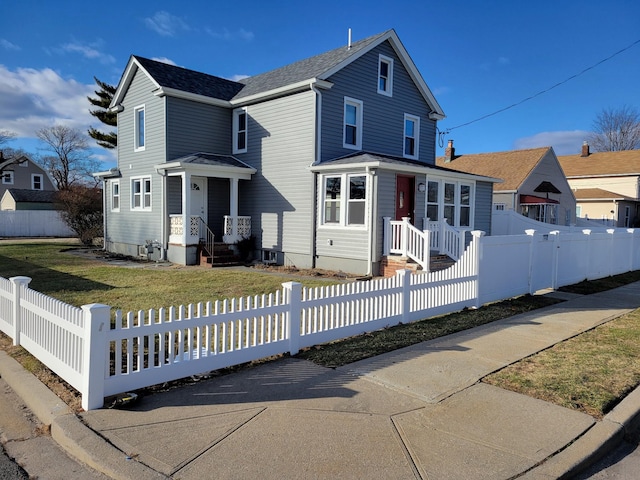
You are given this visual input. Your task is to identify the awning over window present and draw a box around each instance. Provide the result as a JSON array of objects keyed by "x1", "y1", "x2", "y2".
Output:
[{"x1": 520, "y1": 194, "x2": 559, "y2": 204}]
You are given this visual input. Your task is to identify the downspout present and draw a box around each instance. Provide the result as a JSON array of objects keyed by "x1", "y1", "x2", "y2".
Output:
[
  {"x1": 310, "y1": 82, "x2": 322, "y2": 268},
  {"x1": 159, "y1": 168, "x2": 168, "y2": 260},
  {"x1": 366, "y1": 166, "x2": 377, "y2": 276},
  {"x1": 101, "y1": 178, "x2": 107, "y2": 251}
]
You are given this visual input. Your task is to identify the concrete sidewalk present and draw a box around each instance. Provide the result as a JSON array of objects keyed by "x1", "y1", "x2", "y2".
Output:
[{"x1": 3, "y1": 283, "x2": 640, "y2": 479}]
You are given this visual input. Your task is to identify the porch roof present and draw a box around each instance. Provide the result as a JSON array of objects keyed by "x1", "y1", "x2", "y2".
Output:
[
  {"x1": 156, "y1": 152, "x2": 256, "y2": 179},
  {"x1": 311, "y1": 151, "x2": 501, "y2": 183}
]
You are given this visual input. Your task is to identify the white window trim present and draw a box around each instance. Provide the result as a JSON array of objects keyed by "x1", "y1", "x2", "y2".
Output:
[
  {"x1": 111, "y1": 180, "x2": 120, "y2": 212},
  {"x1": 131, "y1": 176, "x2": 152, "y2": 211},
  {"x1": 320, "y1": 173, "x2": 368, "y2": 228},
  {"x1": 134, "y1": 104, "x2": 146, "y2": 152},
  {"x1": 403, "y1": 113, "x2": 420, "y2": 160},
  {"x1": 343, "y1": 97, "x2": 363, "y2": 150},
  {"x1": 31, "y1": 173, "x2": 43, "y2": 190},
  {"x1": 425, "y1": 177, "x2": 476, "y2": 229},
  {"x1": 233, "y1": 107, "x2": 248, "y2": 154},
  {"x1": 377, "y1": 54, "x2": 394, "y2": 96},
  {"x1": 2, "y1": 171, "x2": 14, "y2": 185}
]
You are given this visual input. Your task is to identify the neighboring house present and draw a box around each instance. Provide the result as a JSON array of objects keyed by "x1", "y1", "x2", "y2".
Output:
[
  {"x1": 96, "y1": 29, "x2": 495, "y2": 275},
  {"x1": 558, "y1": 143, "x2": 640, "y2": 227},
  {"x1": 436, "y1": 142, "x2": 576, "y2": 226},
  {"x1": 0, "y1": 157, "x2": 56, "y2": 201},
  {"x1": 0, "y1": 189, "x2": 57, "y2": 211}
]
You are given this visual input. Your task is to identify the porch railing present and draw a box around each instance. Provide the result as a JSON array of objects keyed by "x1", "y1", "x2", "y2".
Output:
[
  {"x1": 383, "y1": 217, "x2": 430, "y2": 270},
  {"x1": 223, "y1": 215, "x2": 251, "y2": 243},
  {"x1": 426, "y1": 218, "x2": 465, "y2": 261},
  {"x1": 198, "y1": 217, "x2": 215, "y2": 258}
]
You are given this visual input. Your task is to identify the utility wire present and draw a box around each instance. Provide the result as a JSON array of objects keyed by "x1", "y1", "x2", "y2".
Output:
[{"x1": 440, "y1": 37, "x2": 640, "y2": 138}]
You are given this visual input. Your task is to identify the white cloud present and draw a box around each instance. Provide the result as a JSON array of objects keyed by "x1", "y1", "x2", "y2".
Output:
[
  {"x1": 513, "y1": 130, "x2": 590, "y2": 155},
  {"x1": 151, "y1": 57, "x2": 177, "y2": 66},
  {"x1": 0, "y1": 64, "x2": 96, "y2": 138},
  {"x1": 205, "y1": 27, "x2": 254, "y2": 42},
  {"x1": 0, "y1": 39, "x2": 20, "y2": 51},
  {"x1": 61, "y1": 42, "x2": 116, "y2": 64},
  {"x1": 144, "y1": 11, "x2": 190, "y2": 36}
]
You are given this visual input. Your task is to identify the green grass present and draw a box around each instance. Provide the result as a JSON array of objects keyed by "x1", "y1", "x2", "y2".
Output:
[
  {"x1": 484, "y1": 309, "x2": 640, "y2": 418},
  {"x1": 0, "y1": 243, "x2": 341, "y2": 312}
]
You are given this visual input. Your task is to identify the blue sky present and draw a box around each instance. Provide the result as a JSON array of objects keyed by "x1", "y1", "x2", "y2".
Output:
[{"x1": 1, "y1": 0, "x2": 639, "y2": 170}]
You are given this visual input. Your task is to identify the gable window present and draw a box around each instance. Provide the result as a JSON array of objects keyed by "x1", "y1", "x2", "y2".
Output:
[
  {"x1": 2, "y1": 171, "x2": 14, "y2": 185},
  {"x1": 233, "y1": 108, "x2": 248, "y2": 154},
  {"x1": 343, "y1": 97, "x2": 363, "y2": 150},
  {"x1": 31, "y1": 174, "x2": 43, "y2": 190},
  {"x1": 403, "y1": 114, "x2": 420, "y2": 159},
  {"x1": 111, "y1": 180, "x2": 120, "y2": 211},
  {"x1": 377, "y1": 54, "x2": 394, "y2": 96},
  {"x1": 131, "y1": 176, "x2": 151, "y2": 211},
  {"x1": 134, "y1": 105, "x2": 145, "y2": 151},
  {"x1": 322, "y1": 173, "x2": 367, "y2": 226}
]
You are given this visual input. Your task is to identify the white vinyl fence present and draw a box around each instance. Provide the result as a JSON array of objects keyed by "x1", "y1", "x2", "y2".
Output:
[
  {"x1": 1, "y1": 228, "x2": 640, "y2": 410},
  {"x1": 0, "y1": 210, "x2": 75, "y2": 237}
]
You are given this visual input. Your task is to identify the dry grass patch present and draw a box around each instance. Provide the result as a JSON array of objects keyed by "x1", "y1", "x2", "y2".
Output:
[{"x1": 484, "y1": 309, "x2": 640, "y2": 419}]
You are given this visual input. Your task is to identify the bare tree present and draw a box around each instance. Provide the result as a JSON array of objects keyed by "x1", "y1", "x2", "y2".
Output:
[
  {"x1": 36, "y1": 125, "x2": 100, "y2": 189},
  {"x1": 0, "y1": 131, "x2": 29, "y2": 174},
  {"x1": 0, "y1": 130, "x2": 16, "y2": 148},
  {"x1": 586, "y1": 106, "x2": 640, "y2": 152}
]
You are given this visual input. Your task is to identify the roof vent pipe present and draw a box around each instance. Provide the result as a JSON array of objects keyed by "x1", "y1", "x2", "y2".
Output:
[{"x1": 348, "y1": 28, "x2": 352, "y2": 50}]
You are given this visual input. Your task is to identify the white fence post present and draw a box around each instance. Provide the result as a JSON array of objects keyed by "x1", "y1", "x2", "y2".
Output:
[
  {"x1": 383, "y1": 217, "x2": 391, "y2": 256},
  {"x1": 396, "y1": 269, "x2": 411, "y2": 323},
  {"x1": 471, "y1": 231, "x2": 485, "y2": 308},
  {"x1": 9, "y1": 276, "x2": 31, "y2": 347},
  {"x1": 607, "y1": 229, "x2": 615, "y2": 277},
  {"x1": 525, "y1": 229, "x2": 536, "y2": 295},
  {"x1": 401, "y1": 217, "x2": 410, "y2": 257},
  {"x1": 582, "y1": 229, "x2": 592, "y2": 280},
  {"x1": 81, "y1": 303, "x2": 110, "y2": 411},
  {"x1": 550, "y1": 231, "x2": 560, "y2": 290},
  {"x1": 283, "y1": 282, "x2": 302, "y2": 355}
]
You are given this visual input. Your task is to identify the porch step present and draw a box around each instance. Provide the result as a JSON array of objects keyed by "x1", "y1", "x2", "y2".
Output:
[
  {"x1": 199, "y1": 242, "x2": 244, "y2": 268},
  {"x1": 380, "y1": 254, "x2": 456, "y2": 277}
]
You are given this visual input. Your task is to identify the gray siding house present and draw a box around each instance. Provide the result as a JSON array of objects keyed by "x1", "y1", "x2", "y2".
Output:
[
  {"x1": 97, "y1": 29, "x2": 493, "y2": 275},
  {"x1": 0, "y1": 157, "x2": 56, "y2": 202}
]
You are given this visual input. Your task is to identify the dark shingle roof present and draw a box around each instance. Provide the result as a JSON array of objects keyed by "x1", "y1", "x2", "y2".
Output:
[
  {"x1": 234, "y1": 31, "x2": 390, "y2": 99},
  {"x1": 6, "y1": 189, "x2": 56, "y2": 203},
  {"x1": 171, "y1": 152, "x2": 253, "y2": 169},
  {"x1": 134, "y1": 56, "x2": 245, "y2": 101},
  {"x1": 132, "y1": 30, "x2": 391, "y2": 102}
]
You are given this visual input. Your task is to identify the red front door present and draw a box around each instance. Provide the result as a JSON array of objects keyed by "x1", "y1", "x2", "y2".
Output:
[{"x1": 395, "y1": 175, "x2": 415, "y2": 224}]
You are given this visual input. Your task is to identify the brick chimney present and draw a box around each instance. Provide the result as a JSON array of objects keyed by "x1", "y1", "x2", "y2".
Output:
[
  {"x1": 444, "y1": 139, "x2": 455, "y2": 163},
  {"x1": 581, "y1": 141, "x2": 590, "y2": 157}
]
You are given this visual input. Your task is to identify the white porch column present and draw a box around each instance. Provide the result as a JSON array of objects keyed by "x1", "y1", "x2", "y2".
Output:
[
  {"x1": 182, "y1": 172, "x2": 191, "y2": 245},
  {"x1": 229, "y1": 177, "x2": 239, "y2": 237}
]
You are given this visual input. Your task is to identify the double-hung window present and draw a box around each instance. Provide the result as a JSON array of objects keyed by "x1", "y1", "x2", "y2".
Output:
[
  {"x1": 2, "y1": 171, "x2": 13, "y2": 185},
  {"x1": 343, "y1": 97, "x2": 363, "y2": 150},
  {"x1": 134, "y1": 105, "x2": 145, "y2": 151},
  {"x1": 403, "y1": 114, "x2": 420, "y2": 159},
  {"x1": 322, "y1": 174, "x2": 367, "y2": 226},
  {"x1": 377, "y1": 54, "x2": 393, "y2": 96},
  {"x1": 111, "y1": 180, "x2": 120, "y2": 211},
  {"x1": 31, "y1": 174, "x2": 43, "y2": 190},
  {"x1": 233, "y1": 108, "x2": 248, "y2": 154},
  {"x1": 131, "y1": 177, "x2": 151, "y2": 211}
]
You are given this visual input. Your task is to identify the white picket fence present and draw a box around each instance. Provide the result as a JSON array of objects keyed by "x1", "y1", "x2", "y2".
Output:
[
  {"x1": 0, "y1": 210, "x2": 75, "y2": 237},
  {"x1": 1, "y1": 228, "x2": 640, "y2": 411}
]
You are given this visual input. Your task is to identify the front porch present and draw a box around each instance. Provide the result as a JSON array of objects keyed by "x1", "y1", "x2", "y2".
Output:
[
  {"x1": 156, "y1": 153, "x2": 256, "y2": 266},
  {"x1": 381, "y1": 216, "x2": 466, "y2": 276}
]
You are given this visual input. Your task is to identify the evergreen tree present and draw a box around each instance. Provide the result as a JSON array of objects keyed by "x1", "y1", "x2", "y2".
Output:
[{"x1": 87, "y1": 77, "x2": 117, "y2": 149}]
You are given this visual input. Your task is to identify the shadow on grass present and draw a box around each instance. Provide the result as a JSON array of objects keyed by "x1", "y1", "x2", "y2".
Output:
[{"x1": 0, "y1": 254, "x2": 112, "y2": 295}]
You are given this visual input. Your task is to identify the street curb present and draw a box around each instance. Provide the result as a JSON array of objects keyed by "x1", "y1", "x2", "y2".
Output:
[
  {"x1": 0, "y1": 351, "x2": 166, "y2": 480},
  {"x1": 523, "y1": 384, "x2": 640, "y2": 479}
]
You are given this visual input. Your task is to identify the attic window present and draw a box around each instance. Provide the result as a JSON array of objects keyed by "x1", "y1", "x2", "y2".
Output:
[
  {"x1": 2, "y1": 171, "x2": 14, "y2": 185},
  {"x1": 377, "y1": 54, "x2": 393, "y2": 96}
]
